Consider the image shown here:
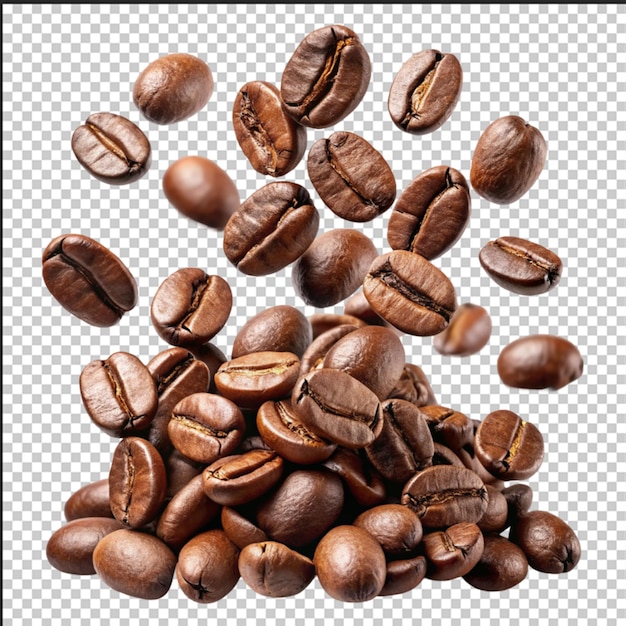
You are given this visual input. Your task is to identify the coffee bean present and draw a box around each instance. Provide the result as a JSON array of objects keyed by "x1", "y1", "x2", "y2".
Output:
[
  {"x1": 133, "y1": 53, "x2": 213, "y2": 125},
  {"x1": 388, "y1": 50, "x2": 463, "y2": 135},
  {"x1": 388, "y1": 363, "x2": 438, "y2": 407},
  {"x1": 233, "y1": 81, "x2": 307, "y2": 177},
  {"x1": 299, "y1": 324, "x2": 359, "y2": 376},
  {"x1": 479, "y1": 236, "x2": 562, "y2": 295},
  {"x1": 470, "y1": 115, "x2": 547, "y2": 204},
  {"x1": 307, "y1": 131, "x2": 396, "y2": 222},
  {"x1": 477, "y1": 484, "x2": 509, "y2": 534},
  {"x1": 162, "y1": 156, "x2": 240, "y2": 230},
  {"x1": 188, "y1": 342, "x2": 227, "y2": 393},
  {"x1": 292, "y1": 228, "x2": 379, "y2": 308},
  {"x1": 42, "y1": 234, "x2": 137, "y2": 327},
  {"x1": 308, "y1": 313, "x2": 367, "y2": 339},
  {"x1": 431, "y1": 442, "x2": 465, "y2": 468},
  {"x1": 433, "y1": 303, "x2": 492, "y2": 357},
  {"x1": 64, "y1": 478, "x2": 113, "y2": 521},
  {"x1": 163, "y1": 448, "x2": 204, "y2": 499},
  {"x1": 79, "y1": 352, "x2": 158, "y2": 437},
  {"x1": 419, "y1": 405, "x2": 475, "y2": 451},
  {"x1": 363, "y1": 250, "x2": 457, "y2": 336},
  {"x1": 224, "y1": 182, "x2": 319, "y2": 276},
  {"x1": 344, "y1": 290, "x2": 395, "y2": 328},
  {"x1": 497, "y1": 334, "x2": 584, "y2": 390},
  {"x1": 150, "y1": 268, "x2": 232, "y2": 348},
  {"x1": 280, "y1": 24, "x2": 371, "y2": 129},
  {"x1": 221, "y1": 506, "x2": 269, "y2": 550},
  {"x1": 71, "y1": 112, "x2": 151, "y2": 184},
  {"x1": 387, "y1": 166, "x2": 471, "y2": 259},
  {"x1": 455, "y1": 441, "x2": 506, "y2": 490},
  {"x1": 502, "y1": 483, "x2": 534, "y2": 528},
  {"x1": 423, "y1": 522, "x2": 484, "y2": 580},
  {"x1": 379, "y1": 556, "x2": 427, "y2": 596}
]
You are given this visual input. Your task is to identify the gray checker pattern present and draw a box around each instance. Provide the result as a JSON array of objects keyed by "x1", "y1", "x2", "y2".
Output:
[{"x1": 3, "y1": 3, "x2": 625, "y2": 626}]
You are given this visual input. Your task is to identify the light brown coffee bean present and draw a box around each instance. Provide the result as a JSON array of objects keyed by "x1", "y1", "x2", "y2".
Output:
[{"x1": 433, "y1": 303, "x2": 492, "y2": 357}]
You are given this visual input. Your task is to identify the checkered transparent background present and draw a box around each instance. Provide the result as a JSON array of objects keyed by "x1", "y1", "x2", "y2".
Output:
[{"x1": 3, "y1": 4, "x2": 624, "y2": 625}]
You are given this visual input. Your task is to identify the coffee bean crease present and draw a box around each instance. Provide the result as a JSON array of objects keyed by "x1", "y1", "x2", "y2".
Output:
[
  {"x1": 494, "y1": 240, "x2": 560, "y2": 285},
  {"x1": 401, "y1": 52, "x2": 443, "y2": 128}
]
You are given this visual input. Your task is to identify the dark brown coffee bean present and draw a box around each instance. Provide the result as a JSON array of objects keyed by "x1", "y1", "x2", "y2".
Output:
[
  {"x1": 379, "y1": 555, "x2": 427, "y2": 596},
  {"x1": 109, "y1": 437, "x2": 167, "y2": 529},
  {"x1": 221, "y1": 506, "x2": 269, "y2": 550},
  {"x1": 474, "y1": 410, "x2": 544, "y2": 481},
  {"x1": 175, "y1": 530, "x2": 240, "y2": 603},
  {"x1": 233, "y1": 81, "x2": 307, "y2": 177},
  {"x1": 424, "y1": 522, "x2": 484, "y2": 580},
  {"x1": 307, "y1": 131, "x2": 396, "y2": 222},
  {"x1": 401, "y1": 465, "x2": 488, "y2": 528},
  {"x1": 71, "y1": 112, "x2": 151, "y2": 184},
  {"x1": 432, "y1": 443, "x2": 465, "y2": 467},
  {"x1": 470, "y1": 115, "x2": 547, "y2": 204},
  {"x1": 188, "y1": 342, "x2": 227, "y2": 393},
  {"x1": 433, "y1": 302, "x2": 492, "y2": 357},
  {"x1": 463, "y1": 534, "x2": 529, "y2": 591},
  {"x1": 133, "y1": 53, "x2": 213, "y2": 125},
  {"x1": 202, "y1": 450, "x2": 284, "y2": 506},
  {"x1": 150, "y1": 268, "x2": 232, "y2": 348},
  {"x1": 162, "y1": 156, "x2": 240, "y2": 230},
  {"x1": 477, "y1": 484, "x2": 509, "y2": 534},
  {"x1": 280, "y1": 24, "x2": 371, "y2": 129},
  {"x1": 364, "y1": 399, "x2": 434, "y2": 484},
  {"x1": 92, "y1": 529, "x2": 177, "y2": 599},
  {"x1": 292, "y1": 229, "x2": 378, "y2": 308},
  {"x1": 292, "y1": 368, "x2": 383, "y2": 449},
  {"x1": 239, "y1": 541, "x2": 315, "y2": 598},
  {"x1": 498, "y1": 334, "x2": 584, "y2": 390},
  {"x1": 388, "y1": 50, "x2": 462, "y2": 135},
  {"x1": 64, "y1": 479, "x2": 113, "y2": 521},
  {"x1": 456, "y1": 442, "x2": 506, "y2": 490},
  {"x1": 308, "y1": 313, "x2": 367, "y2": 339},
  {"x1": 79, "y1": 352, "x2": 158, "y2": 437},
  {"x1": 299, "y1": 324, "x2": 359, "y2": 376},
  {"x1": 314, "y1": 525, "x2": 387, "y2": 602},
  {"x1": 42, "y1": 234, "x2": 137, "y2": 327},
  {"x1": 46, "y1": 517, "x2": 124, "y2": 575},
  {"x1": 419, "y1": 405, "x2": 474, "y2": 451},
  {"x1": 387, "y1": 166, "x2": 471, "y2": 259},
  {"x1": 163, "y1": 448, "x2": 205, "y2": 499},
  {"x1": 388, "y1": 363, "x2": 437, "y2": 407},
  {"x1": 168, "y1": 392, "x2": 246, "y2": 464},
  {"x1": 224, "y1": 182, "x2": 319, "y2": 276},
  {"x1": 502, "y1": 483, "x2": 534, "y2": 528},
  {"x1": 363, "y1": 250, "x2": 457, "y2": 336}
]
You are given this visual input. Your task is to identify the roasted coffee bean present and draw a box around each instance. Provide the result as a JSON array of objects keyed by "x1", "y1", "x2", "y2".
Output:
[
  {"x1": 498, "y1": 334, "x2": 584, "y2": 390},
  {"x1": 502, "y1": 483, "x2": 534, "y2": 528},
  {"x1": 474, "y1": 410, "x2": 544, "y2": 481},
  {"x1": 299, "y1": 324, "x2": 359, "y2": 376},
  {"x1": 431, "y1": 443, "x2": 465, "y2": 467},
  {"x1": 175, "y1": 530, "x2": 240, "y2": 603},
  {"x1": 239, "y1": 541, "x2": 315, "y2": 598},
  {"x1": 388, "y1": 50, "x2": 463, "y2": 135},
  {"x1": 463, "y1": 534, "x2": 529, "y2": 591},
  {"x1": 455, "y1": 442, "x2": 505, "y2": 490},
  {"x1": 71, "y1": 112, "x2": 151, "y2": 184},
  {"x1": 307, "y1": 131, "x2": 396, "y2": 222},
  {"x1": 419, "y1": 405, "x2": 474, "y2": 451},
  {"x1": 92, "y1": 529, "x2": 177, "y2": 599},
  {"x1": 363, "y1": 250, "x2": 457, "y2": 336},
  {"x1": 42, "y1": 234, "x2": 137, "y2": 327},
  {"x1": 162, "y1": 156, "x2": 240, "y2": 230},
  {"x1": 479, "y1": 236, "x2": 562, "y2": 295},
  {"x1": 224, "y1": 182, "x2": 319, "y2": 276},
  {"x1": 221, "y1": 506, "x2": 269, "y2": 550},
  {"x1": 163, "y1": 448, "x2": 205, "y2": 499},
  {"x1": 133, "y1": 53, "x2": 213, "y2": 125},
  {"x1": 188, "y1": 343, "x2": 227, "y2": 393},
  {"x1": 168, "y1": 392, "x2": 245, "y2": 464},
  {"x1": 364, "y1": 399, "x2": 434, "y2": 484},
  {"x1": 232, "y1": 305, "x2": 312, "y2": 359},
  {"x1": 292, "y1": 228, "x2": 378, "y2": 308},
  {"x1": 387, "y1": 166, "x2": 471, "y2": 259},
  {"x1": 433, "y1": 303, "x2": 492, "y2": 357},
  {"x1": 477, "y1": 484, "x2": 509, "y2": 534},
  {"x1": 423, "y1": 522, "x2": 484, "y2": 580},
  {"x1": 344, "y1": 290, "x2": 395, "y2": 328},
  {"x1": 389, "y1": 363, "x2": 437, "y2": 407},
  {"x1": 510, "y1": 510, "x2": 581, "y2": 573},
  {"x1": 379, "y1": 555, "x2": 427, "y2": 596},
  {"x1": 108, "y1": 437, "x2": 167, "y2": 529},
  {"x1": 202, "y1": 450, "x2": 284, "y2": 506},
  {"x1": 308, "y1": 313, "x2": 367, "y2": 339},
  {"x1": 232, "y1": 81, "x2": 307, "y2": 176},
  {"x1": 401, "y1": 465, "x2": 488, "y2": 528},
  {"x1": 470, "y1": 115, "x2": 547, "y2": 204},
  {"x1": 314, "y1": 525, "x2": 387, "y2": 602},
  {"x1": 64, "y1": 478, "x2": 113, "y2": 521},
  {"x1": 292, "y1": 368, "x2": 383, "y2": 449},
  {"x1": 150, "y1": 268, "x2": 232, "y2": 348},
  {"x1": 79, "y1": 352, "x2": 158, "y2": 437},
  {"x1": 46, "y1": 517, "x2": 124, "y2": 575},
  {"x1": 256, "y1": 469, "x2": 344, "y2": 548},
  {"x1": 280, "y1": 24, "x2": 371, "y2": 129}
]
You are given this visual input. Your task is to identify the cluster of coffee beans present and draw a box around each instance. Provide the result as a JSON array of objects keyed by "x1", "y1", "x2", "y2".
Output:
[{"x1": 45, "y1": 24, "x2": 583, "y2": 603}]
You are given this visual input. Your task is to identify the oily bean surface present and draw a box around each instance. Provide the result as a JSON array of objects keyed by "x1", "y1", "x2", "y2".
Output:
[
  {"x1": 423, "y1": 522, "x2": 484, "y2": 580},
  {"x1": 433, "y1": 303, "x2": 492, "y2": 357},
  {"x1": 64, "y1": 478, "x2": 113, "y2": 521}
]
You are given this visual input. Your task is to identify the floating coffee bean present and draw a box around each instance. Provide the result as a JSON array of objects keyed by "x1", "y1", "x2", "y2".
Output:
[
  {"x1": 224, "y1": 182, "x2": 319, "y2": 276},
  {"x1": 502, "y1": 483, "x2": 534, "y2": 528},
  {"x1": 232, "y1": 81, "x2": 307, "y2": 177},
  {"x1": 433, "y1": 303, "x2": 492, "y2": 357},
  {"x1": 221, "y1": 506, "x2": 269, "y2": 550},
  {"x1": 470, "y1": 115, "x2": 547, "y2": 204},
  {"x1": 307, "y1": 131, "x2": 396, "y2": 222},
  {"x1": 64, "y1": 478, "x2": 113, "y2": 521},
  {"x1": 133, "y1": 53, "x2": 213, "y2": 125},
  {"x1": 423, "y1": 522, "x2": 484, "y2": 580},
  {"x1": 498, "y1": 334, "x2": 584, "y2": 390},
  {"x1": 380, "y1": 556, "x2": 427, "y2": 596},
  {"x1": 419, "y1": 405, "x2": 474, "y2": 451},
  {"x1": 150, "y1": 268, "x2": 232, "y2": 348},
  {"x1": 344, "y1": 290, "x2": 394, "y2": 328},
  {"x1": 299, "y1": 324, "x2": 359, "y2": 376},
  {"x1": 79, "y1": 352, "x2": 158, "y2": 437},
  {"x1": 388, "y1": 50, "x2": 463, "y2": 135},
  {"x1": 387, "y1": 166, "x2": 471, "y2": 259},
  {"x1": 308, "y1": 313, "x2": 367, "y2": 339},
  {"x1": 389, "y1": 363, "x2": 437, "y2": 407},
  {"x1": 477, "y1": 484, "x2": 509, "y2": 534},
  {"x1": 479, "y1": 236, "x2": 562, "y2": 295},
  {"x1": 363, "y1": 250, "x2": 457, "y2": 336},
  {"x1": 42, "y1": 234, "x2": 137, "y2": 327},
  {"x1": 71, "y1": 112, "x2": 151, "y2": 184},
  {"x1": 280, "y1": 24, "x2": 371, "y2": 129}
]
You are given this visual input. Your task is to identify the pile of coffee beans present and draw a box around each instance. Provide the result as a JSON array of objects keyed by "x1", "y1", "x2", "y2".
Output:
[{"x1": 45, "y1": 23, "x2": 583, "y2": 603}]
